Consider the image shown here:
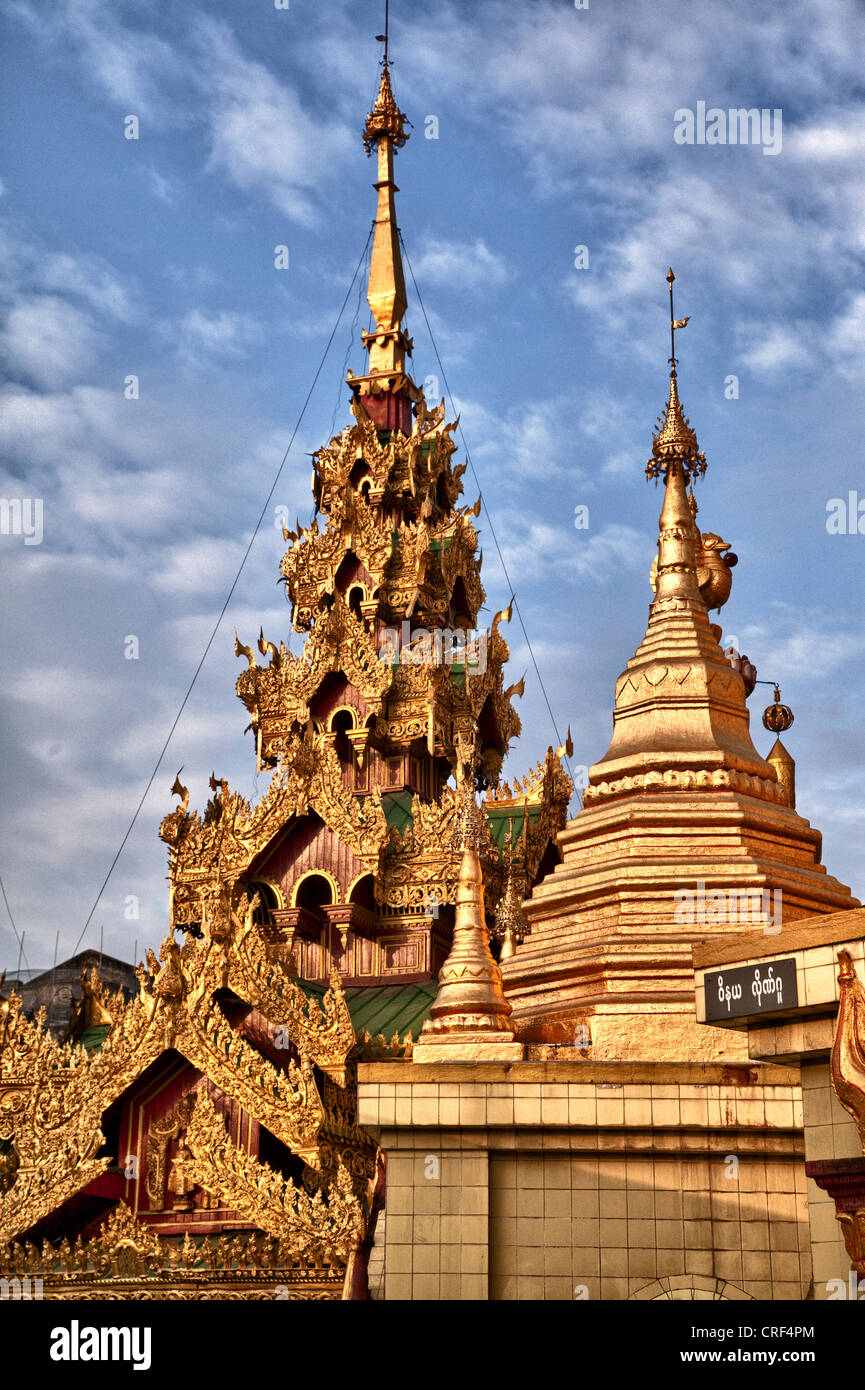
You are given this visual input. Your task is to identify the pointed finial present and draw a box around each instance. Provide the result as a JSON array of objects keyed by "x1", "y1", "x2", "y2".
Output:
[{"x1": 646, "y1": 270, "x2": 705, "y2": 485}]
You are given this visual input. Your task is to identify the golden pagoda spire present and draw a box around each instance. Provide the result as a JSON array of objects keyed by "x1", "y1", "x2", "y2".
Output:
[
  {"x1": 581, "y1": 270, "x2": 782, "y2": 807},
  {"x1": 413, "y1": 762, "x2": 524, "y2": 1061},
  {"x1": 346, "y1": 27, "x2": 419, "y2": 432}
]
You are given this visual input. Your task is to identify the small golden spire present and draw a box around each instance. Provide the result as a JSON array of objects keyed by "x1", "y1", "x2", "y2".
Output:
[
  {"x1": 492, "y1": 821, "x2": 530, "y2": 961},
  {"x1": 413, "y1": 784, "x2": 524, "y2": 1061},
  {"x1": 646, "y1": 270, "x2": 707, "y2": 486},
  {"x1": 361, "y1": 58, "x2": 409, "y2": 372},
  {"x1": 347, "y1": 33, "x2": 419, "y2": 431}
]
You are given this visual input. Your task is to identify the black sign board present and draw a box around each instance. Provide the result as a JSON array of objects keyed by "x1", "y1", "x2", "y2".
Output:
[{"x1": 704, "y1": 957, "x2": 798, "y2": 1021}]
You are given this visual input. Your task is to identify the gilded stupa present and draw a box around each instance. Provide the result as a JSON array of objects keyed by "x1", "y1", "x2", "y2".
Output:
[{"x1": 502, "y1": 271, "x2": 859, "y2": 1060}]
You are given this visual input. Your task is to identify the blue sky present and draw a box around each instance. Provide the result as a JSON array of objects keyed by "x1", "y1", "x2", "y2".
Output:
[{"x1": 1, "y1": 0, "x2": 864, "y2": 972}]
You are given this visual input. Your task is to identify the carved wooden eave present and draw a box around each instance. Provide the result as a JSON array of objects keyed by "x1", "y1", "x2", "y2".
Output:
[
  {"x1": 0, "y1": 1195, "x2": 355, "y2": 1300},
  {"x1": 0, "y1": 894, "x2": 371, "y2": 1249}
]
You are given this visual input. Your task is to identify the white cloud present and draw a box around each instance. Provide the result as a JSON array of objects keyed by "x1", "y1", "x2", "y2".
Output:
[
  {"x1": 175, "y1": 308, "x2": 263, "y2": 364},
  {"x1": 41, "y1": 252, "x2": 136, "y2": 322},
  {"x1": 150, "y1": 536, "x2": 247, "y2": 598},
  {"x1": 411, "y1": 237, "x2": 509, "y2": 291},
  {"x1": 1, "y1": 295, "x2": 99, "y2": 388},
  {"x1": 739, "y1": 323, "x2": 810, "y2": 375},
  {"x1": 497, "y1": 516, "x2": 649, "y2": 583},
  {"x1": 194, "y1": 17, "x2": 352, "y2": 225}
]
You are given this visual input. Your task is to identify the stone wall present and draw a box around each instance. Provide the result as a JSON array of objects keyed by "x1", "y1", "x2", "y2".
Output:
[{"x1": 358, "y1": 1062, "x2": 810, "y2": 1301}]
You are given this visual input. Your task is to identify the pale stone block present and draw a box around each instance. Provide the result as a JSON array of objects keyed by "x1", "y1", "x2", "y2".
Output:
[
  {"x1": 574, "y1": 1188, "x2": 600, "y2": 1218},
  {"x1": 597, "y1": 1096, "x2": 625, "y2": 1125},
  {"x1": 739, "y1": 1221, "x2": 769, "y2": 1252},
  {"x1": 656, "y1": 1219, "x2": 684, "y2": 1250},
  {"x1": 714, "y1": 1250, "x2": 744, "y2": 1282},
  {"x1": 489, "y1": 1216, "x2": 516, "y2": 1247},
  {"x1": 513, "y1": 1097, "x2": 542, "y2": 1124},
  {"x1": 462, "y1": 1243, "x2": 488, "y2": 1273},
  {"x1": 568, "y1": 1216, "x2": 599, "y2": 1247},
  {"x1": 600, "y1": 1217, "x2": 628, "y2": 1248},
  {"x1": 652, "y1": 1099, "x2": 680, "y2": 1125},
  {"x1": 458, "y1": 1097, "x2": 486, "y2": 1125},
  {"x1": 734, "y1": 1098, "x2": 765, "y2": 1125},
  {"x1": 628, "y1": 1218, "x2": 656, "y2": 1249},
  {"x1": 387, "y1": 1243, "x2": 414, "y2": 1274},
  {"x1": 516, "y1": 1244, "x2": 544, "y2": 1275},
  {"x1": 412, "y1": 1273, "x2": 439, "y2": 1299},
  {"x1": 764, "y1": 1098, "x2": 795, "y2": 1128},
  {"x1": 458, "y1": 1215, "x2": 488, "y2": 1245},
  {"x1": 569, "y1": 1097, "x2": 597, "y2": 1124},
  {"x1": 655, "y1": 1191, "x2": 683, "y2": 1220},
  {"x1": 411, "y1": 1097, "x2": 439, "y2": 1125},
  {"x1": 680, "y1": 1099, "x2": 709, "y2": 1125},
  {"x1": 486, "y1": 1098, "x2": 514, "y2": 1125},
  {"x1": 742, "y1": 1250, "x2": 771, "y2": 1280},
  {"x1": 518, "y1": 1189, "x2": 544, "y2": 1219},
  {"x1": 544, "y1": 1276, "x2": 575, "y2": 1300},
  {"x1": 601, "y1": 1276, "x2": 630, "y2": 1299},
  {"x1": 598, "y1": 1159, "x2": 628, "y2": 1189},
  {"x1": 575, "y1": 1247, "x2": 601, "y2": 1277},
  {"x1": 543, "y1": 1156, "x2": 572, "y2": 1187},
  {"x1": 684, "y1": 1247, "x2": 714, "y2": 1276},
  {"x1": 386, "y1": 1214, "x2": 414, "y2": 1245},
  {"x1": 624, "y1": 1098, "x2": 653, "y2": 1126},
  {"x1": 439, "y1": 1187, "x2": 464, "y2": 1216},
  {"x1": 768, "y1": 1221, "x2": 800, "y2": 1252},
  {"x1": 772, "y1": 1250, "x2": 803, "y2": 1281},
  {"x1": 628, "y1": 1248, "x2": 656, "y2": 1279},
  {"x1": 772, "y1": 1280, "x2": 807, "y2": 1300},
  {"x1": 766, "y1": 1165, "x2": 797, "y2": 1195},
  {"x1": 459, "y1": 1273, "x2": 488, "y2": 1299},
  {"x1": 385, "y1": 1187, "x2": 414, "y2": 1216},
  {"x1": 603, "y1": 1246, "x2": 628, "y2": 1277},
  {"x1": 804, "y1": 964, "x2": 837, "y2": 1005},
  {"x1": 541, "y1": 1098, "x2": 569, "y2": 1124},
  {"x1": 459, "y1": 1186, "x2": 488, "y2": 1215},
  {"x1": 438, "y1": 1272, "x2": 462, "y2": 1300},
  {"x1": 457, "y1": 1156, "x2": 487, "y2": 1185},
  {"x1": 544, "y1": 1245, "x2": 573, "y2": 1276},
  {"x1": 683, "y1": 1195, "x2": 712, "y2": 1223},
  {"x1": 385, "y1": 1272, "x2": 412, "y2": 1299},
  {"x1": 599, "y1": 1191, "x2": 627, "y2": 1219},
  {"x1": 413, "y1": 1244, "x2": 440, "y2": 1273},
  {"x1": 438, "y1": 1098, "x2": 460, "y2": 1125},
  {"x1": 537, "y1": 1216, "x2": 567, "y2": 1249},
  {"x1": 414, "y1": 1185, "x2": 441, "y2": 1215},
  {"x1": 516, "y1": 1275, "x2": 545, "y2": 1300},
  {"x1": 491, "y1": 1274, "x2": 518, "y2": 1300},
  {"x1": 544, "y1": 1189, "x2": 572, "y2": 1219},
  {"x1": 571, "y1": 1158, "x2": 600, "y2": 1188},
  {"x1": 627, "y1": 1191, "x2": 655, "y2": 1219},
  {"x1": 439, "y1": 1243, "x2": 461, "y2": 1274},
  {"x1": 683, "y1": 1219, "x2": 712, "y2": 1249},
  {"x1": 492, "y1": 1188, "x2": 517, "y2": 1217}
]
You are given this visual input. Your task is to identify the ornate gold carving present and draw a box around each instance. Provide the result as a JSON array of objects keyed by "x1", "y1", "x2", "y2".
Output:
[
  {"x1": 830, "y1": 950, "x2": 865, "y2": 1155},
  {"x1": 174, "y1": 1091, "x2": 362, "y2": 1263}
]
